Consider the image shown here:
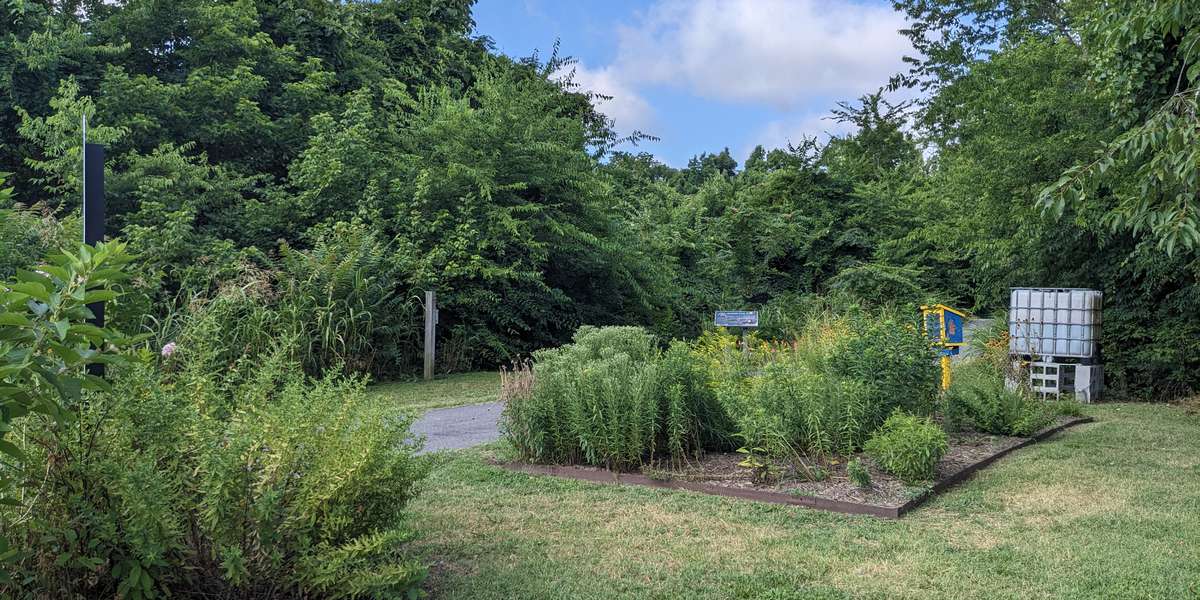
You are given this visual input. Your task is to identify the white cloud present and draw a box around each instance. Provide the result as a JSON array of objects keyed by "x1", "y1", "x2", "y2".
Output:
[
  {"x1": 614, "y1": 0, "x2": 912, "y2": 109},
  {"x1": 554, "y1": 62, "x2": 656, "y2": 133},
  {"x1": 752, "y1": 110, "x2": 856, "y2": 155}
]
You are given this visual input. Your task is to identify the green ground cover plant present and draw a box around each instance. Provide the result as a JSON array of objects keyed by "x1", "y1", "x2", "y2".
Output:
[{"x1": 863, "y1": 411, "x2": 950, "y2": 483}]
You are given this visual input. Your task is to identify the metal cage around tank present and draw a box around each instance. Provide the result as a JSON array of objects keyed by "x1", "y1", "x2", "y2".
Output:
[{"x1": 1007, "y1": 287, "x2": 1104, "y2": 402}]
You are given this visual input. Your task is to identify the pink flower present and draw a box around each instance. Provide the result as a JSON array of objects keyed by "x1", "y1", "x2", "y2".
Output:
[{"x1": 161, "y1": 341, "x2": 177, "y2": 358}]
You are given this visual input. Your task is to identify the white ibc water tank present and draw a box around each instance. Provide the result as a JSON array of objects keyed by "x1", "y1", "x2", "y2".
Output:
[{"x1": 1008, "y1": 288, "x2": 1102, "y2": 359}]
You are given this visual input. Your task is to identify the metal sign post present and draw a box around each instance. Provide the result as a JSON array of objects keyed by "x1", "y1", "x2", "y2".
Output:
[
  {"x1": 423, "y1": 291, "x2": 437, "y2": 380},
  {"x1": 715, "y1": 310, "x2": 759, "y2": 354}
]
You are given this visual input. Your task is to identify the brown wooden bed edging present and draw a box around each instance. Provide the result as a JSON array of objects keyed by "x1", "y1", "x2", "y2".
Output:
[{"x1": 498, "y1": 416, "x2": 1094, "y2": 519}]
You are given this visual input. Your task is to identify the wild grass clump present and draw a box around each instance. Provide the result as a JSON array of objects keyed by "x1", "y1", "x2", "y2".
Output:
[
  {"x1": 500, "y1": 359, "x2": 535, "y2": 403},
  {"x1": 502, "y1": 326, "x2": 731, "y2": 470}
]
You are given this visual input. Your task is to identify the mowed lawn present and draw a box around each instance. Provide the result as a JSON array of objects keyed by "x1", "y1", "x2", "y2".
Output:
[
  {"x1": 368, "y1": 371, "x2": 500, "y2": 414},
  {"x1": 407, "y1": 403, "x2": 1200, "y2": 599}
]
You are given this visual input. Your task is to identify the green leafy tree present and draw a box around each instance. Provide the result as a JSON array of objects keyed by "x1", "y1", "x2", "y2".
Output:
[{"x1": 1042, "y1": 1, "x2": 1200, "y2": 255}]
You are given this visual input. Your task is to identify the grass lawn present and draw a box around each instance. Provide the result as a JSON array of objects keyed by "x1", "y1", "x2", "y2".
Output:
[
  {"x1": 369, "y1": 371, "x2": 500, "y2": 414},
  {"x1": 408, "y1": 403, "x2": 1200, "y2": 599}
]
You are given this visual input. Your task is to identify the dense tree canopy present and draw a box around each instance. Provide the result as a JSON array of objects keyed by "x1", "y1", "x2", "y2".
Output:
[{"x1": 1, "y1": 0, "x2": 1197, "y2": 397}]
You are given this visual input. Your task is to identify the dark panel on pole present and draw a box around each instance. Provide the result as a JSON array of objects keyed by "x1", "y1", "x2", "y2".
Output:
[
  {"x1": 83, "y1": 143, "x2": 106, "y2": 377},
  {"x1": 83, "y1": 143, "x2": 106, "y2": 246}
]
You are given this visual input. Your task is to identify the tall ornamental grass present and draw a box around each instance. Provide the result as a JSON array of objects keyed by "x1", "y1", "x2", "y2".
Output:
[{"x1": 502, "y1": 326, "x2": 732, "y2": 470}]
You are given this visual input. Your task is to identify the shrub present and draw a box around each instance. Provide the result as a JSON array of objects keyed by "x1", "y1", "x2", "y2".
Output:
[
  {"x1": 863, "y1": 411, "x2": 949, "y2": 483},
  {"x1": 825, "y1": 309, "x2": 939, "y2": 417},
  {"x1": 703, "y1": 308, "x2": 938, "y2": 459},
  {"x1": 658, "y1": 340, "x2": 736, "y2": 459},
  {"x1": 735, "y1": 360, "x2": 875, "y2": 457},
  {"x1": 151, "y1": 221, "x2": 419, "y2": 382},
  {"x1": 944, "y1": 317, "x2": 1057, "y2": 437},
  {"x1": 502, "y1": 326, "x2": 731, "y2": 470},
  {"x1": 3, "y1": 303, "x2": 428, "y2": 598},
  {"x1": 847, "y1": 458, "x2": 872, "y2": 489},
  {"x1": 0, "y1": 241, "x2": 135, "y2": 583},
  {"x1": 945, "y1": 360, "x2": 1053, "y2": 437},
  {"x1": 277, "y1": 220, "x2": 417, "y2": 376}
]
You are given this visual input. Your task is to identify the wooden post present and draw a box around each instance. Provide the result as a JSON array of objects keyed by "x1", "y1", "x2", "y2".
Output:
[
  {"x1": 940, "y1": 355, "x2": 952, "y2": 391},
  {"x1": 423, "y1": 290, "x2": 436, "y2": 381}
]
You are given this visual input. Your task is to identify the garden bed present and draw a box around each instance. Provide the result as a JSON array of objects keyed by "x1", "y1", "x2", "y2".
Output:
[{"x1": 500, "y1": 416, "x2": 1093, "y2": 518}]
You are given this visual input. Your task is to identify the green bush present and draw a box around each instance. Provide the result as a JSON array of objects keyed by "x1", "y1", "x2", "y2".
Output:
[
  {"x1": 847, "y1": 458, "x2": 872, "y2": 489},
  {"x1": 160, "y1": 221, "x2": 418, "y2": 381},
  {"x1": 3, "y1": 305, "x2": 427, "y2": 598},
  {"x1": 702, "y1": 308, "x2": 938, "y2": 458},
  {"x1": 502, "y1": 326, "x2": 732, "y2": 470},
  {"x1": 863, "y1": 411, "x2": 949, "y2": 483},
  {"x1": 945, "y1": 360, "x2": 1053, "y2": 437},
  {"x1": 735, "y1": 360, "x2": 875, "y2": 456},
  {"x1": 0, "y1": 240, "x2": 136, "y2": 584}
]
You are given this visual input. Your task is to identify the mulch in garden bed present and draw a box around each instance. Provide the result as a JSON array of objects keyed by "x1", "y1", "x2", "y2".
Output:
[{"x1": 498, "y1": 416, "x2": 1094, "y2": 518}]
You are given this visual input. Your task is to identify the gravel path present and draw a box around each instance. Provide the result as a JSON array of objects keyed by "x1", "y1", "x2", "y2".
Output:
[{"x1": 411, "y1": 401, "x2": 504, "y2": 453}]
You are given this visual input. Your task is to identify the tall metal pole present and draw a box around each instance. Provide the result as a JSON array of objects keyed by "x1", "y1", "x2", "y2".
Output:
[{"x1": 423, "y1": 291, "x2": 437, "y2": 380}]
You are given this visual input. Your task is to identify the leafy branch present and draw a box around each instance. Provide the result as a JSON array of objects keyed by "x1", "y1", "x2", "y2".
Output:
[{"x1": 1040, "y1": 87, "x2": 1200, "y2": 256}]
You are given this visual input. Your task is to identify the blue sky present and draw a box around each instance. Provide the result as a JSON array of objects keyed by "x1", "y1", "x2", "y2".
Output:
[{"x1": 473, "y1": 0, "x2": 915, "y2": 167}]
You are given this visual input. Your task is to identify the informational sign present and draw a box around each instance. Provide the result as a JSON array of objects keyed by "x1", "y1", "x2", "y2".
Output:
[{"x1": 714, "y1": 310, "x2": 759, "y2": 328}]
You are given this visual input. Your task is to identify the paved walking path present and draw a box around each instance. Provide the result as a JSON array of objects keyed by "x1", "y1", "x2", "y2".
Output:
[{"x1": 411, "y1": 401, "x2": 504, "y2": 453}]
